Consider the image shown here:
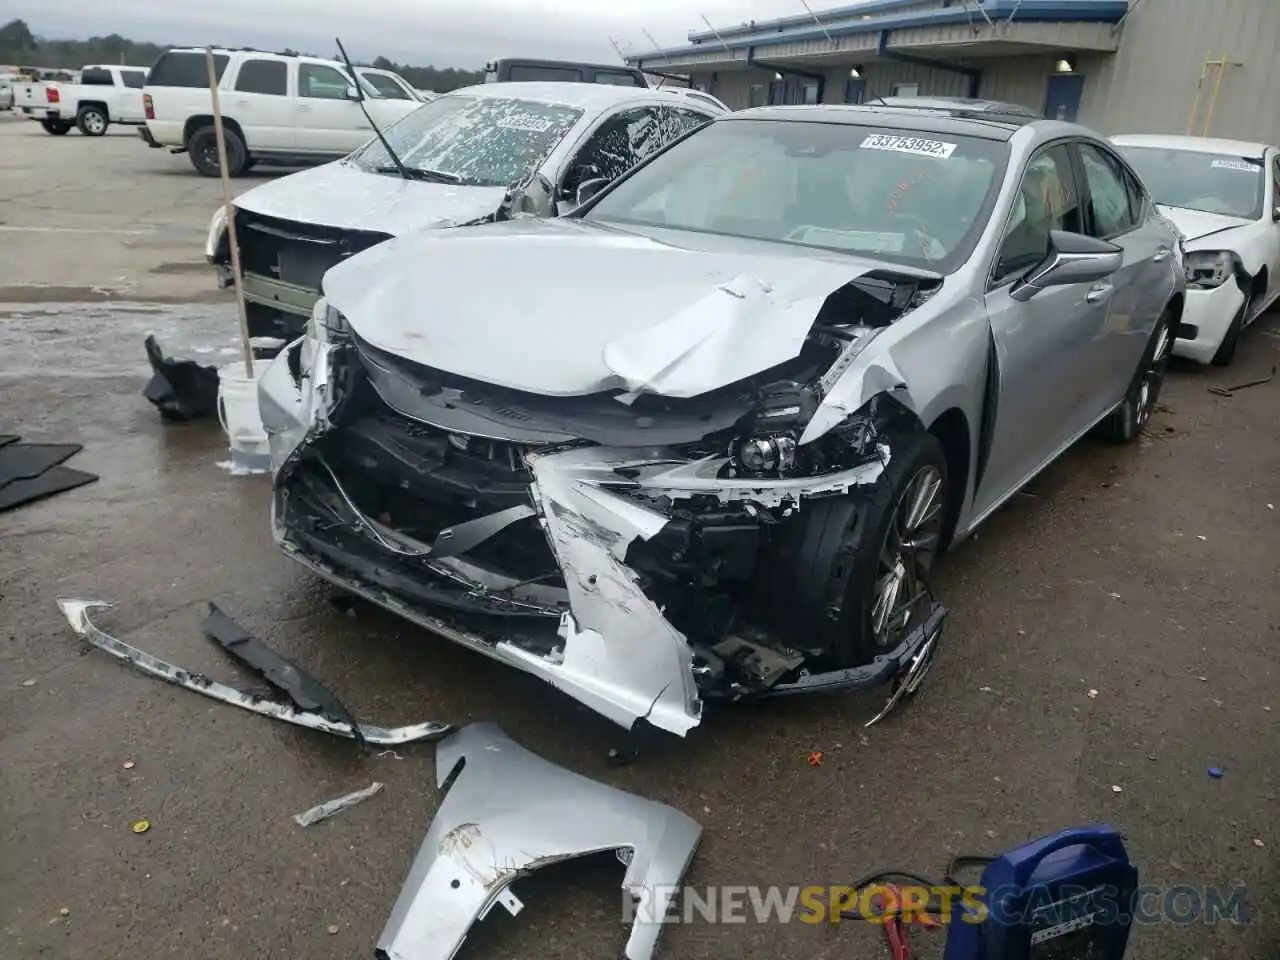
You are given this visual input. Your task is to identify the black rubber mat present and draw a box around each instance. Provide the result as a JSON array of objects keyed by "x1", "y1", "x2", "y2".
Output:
[
  {"x1": 0, "y1": 466, "x2": 98, "y2": 512},
  {"x1": 0, "y1": 443, "x2": 83, "y2": 487}
]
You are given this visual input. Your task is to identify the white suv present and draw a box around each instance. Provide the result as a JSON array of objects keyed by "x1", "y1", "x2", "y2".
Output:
[{"x1": 140, "y1": 48, "x2": 421, "y2": 177}]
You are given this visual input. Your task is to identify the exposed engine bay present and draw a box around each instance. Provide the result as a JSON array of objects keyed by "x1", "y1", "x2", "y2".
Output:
[{"x1": 263, "y1": 268, "x2": 945, "y2": 736}]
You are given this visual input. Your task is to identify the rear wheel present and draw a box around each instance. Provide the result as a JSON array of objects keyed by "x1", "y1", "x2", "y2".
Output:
[
  {"x1": 75, "y1": 105, "x2": 108, "y2": 136},
  {"x1": 40, "y1": 118, "x2": 71, "y2": 135},
  {"x1": 772, "y1": 429, "x2": 948, "y2": 667},
  {"x1": 187, "y1": 124, "x2": 247, "y2": 178},
  {"x1": 1098, "y1": 304, "x2": 1174, "y2": 443}
]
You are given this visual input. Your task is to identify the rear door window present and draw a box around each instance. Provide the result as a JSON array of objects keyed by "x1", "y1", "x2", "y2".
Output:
[
  {"x1": 235, "y1": 59, "x2": 288, "y2": 96},
  {"x1": 147, "y1": 52, "x2": 229, "y2": 88},
  {"x1": 80, "y1": 68, "x2": 114, "y2": 86},
  {"x1": 121, "y1": 71, "x2": 146, "y2": 89}
]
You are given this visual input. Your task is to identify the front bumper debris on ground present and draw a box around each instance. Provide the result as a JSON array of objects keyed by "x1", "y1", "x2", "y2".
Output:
[
  {"x1": 377, "y1": 722, "x2": 701, "y2": 960},
  {"x1": 56, "y1": 599, "x2": 452, "y2": 748}
]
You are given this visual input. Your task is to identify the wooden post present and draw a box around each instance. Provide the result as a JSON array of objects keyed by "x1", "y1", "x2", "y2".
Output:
[{"x1": 204, "y1": 46, "x2": 254, "y2": 379}]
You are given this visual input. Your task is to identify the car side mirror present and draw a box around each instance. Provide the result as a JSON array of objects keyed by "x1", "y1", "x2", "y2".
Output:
[
  {"x1": 1272, "y1": 204, "x2": 1280, "y2": 222},
  {"x1": 1010, "y1": 229, "x2": 1124, "y2": 302},
  {"x1": 344, "y1": 85, "x2": 360, "y2": 101},
  {"x1": 575, "y1": 177, "x2": 611, "y2": 207}
]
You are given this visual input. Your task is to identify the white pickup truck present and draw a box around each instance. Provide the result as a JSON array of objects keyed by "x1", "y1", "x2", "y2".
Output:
[
  {"x1": 140, "y1": 48, "x2": 422, "y2": 177},
  {"x1": 15, "y1": 64, "x2": 149, "y2": 135}
]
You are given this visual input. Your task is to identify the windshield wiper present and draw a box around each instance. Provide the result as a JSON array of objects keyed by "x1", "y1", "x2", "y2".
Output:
[
  {"x1": 374, "y1": 166, "x2": 462, "y2": 184},
  {"x1": 335, "y1": 36, "x2": 410, "y2": 181}
]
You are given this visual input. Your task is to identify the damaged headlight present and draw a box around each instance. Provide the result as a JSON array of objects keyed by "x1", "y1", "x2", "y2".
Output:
[
  {"x1": 727, "y1": 381, "x2": 819, "y2": 478},
  {"x1": 1184, "y1": 250, "x2": 1237, "y2": 289}
]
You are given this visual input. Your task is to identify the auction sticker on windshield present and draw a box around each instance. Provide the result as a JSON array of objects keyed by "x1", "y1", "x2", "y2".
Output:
[
  {"x1": 497, "y1": 115, "x2": 556, "y2": 133},
  {"x1": 861, "y1": 134, "x2": 957, "y2": 159},
  {"x1": 1210, "y1": 157, "x2": 1262, "y2": 173}
]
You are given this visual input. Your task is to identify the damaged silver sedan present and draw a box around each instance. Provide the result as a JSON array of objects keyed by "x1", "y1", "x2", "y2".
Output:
[{"x1": 259, "y1": 104, "x2": 1185, "y2": 737}]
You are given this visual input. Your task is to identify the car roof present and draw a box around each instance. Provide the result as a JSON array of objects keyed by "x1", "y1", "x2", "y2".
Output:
[
  {"x1": 448, "y1": 81, "x2": 724, "y2": 112},
  {"x1": 1110, "y1": 133, "x2": 1273, "y2": 159},
  {"x1": 725, "y1": 104, "x2": 1024, "y2": 141}
]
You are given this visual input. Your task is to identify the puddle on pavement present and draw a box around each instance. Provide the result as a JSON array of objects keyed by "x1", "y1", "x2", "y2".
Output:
[{"x1": 0, "y1": 301, "x2": 244, "y2": 379}]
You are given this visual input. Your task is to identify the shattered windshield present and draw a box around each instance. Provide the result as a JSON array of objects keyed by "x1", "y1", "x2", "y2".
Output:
[
  {"x1": 584, "y1": 118, "x2": 1008, "y2": 272},
  {"x1": 349, "y1": 94, "x2": 583, "y2": 187},
  {"x1": 1117, "y1": 146, "x2": 1264, "y2": 219}
]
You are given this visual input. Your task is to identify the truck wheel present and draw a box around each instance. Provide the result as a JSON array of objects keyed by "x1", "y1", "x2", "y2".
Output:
[
  {"x1": 188, "y1": 124, "x2": 247, "y2": 178},
  {"x1": 41, "y1": 118, "x2": 71, "y2": 135},
  {"x1": 76, "y1": 106, "x2": 108, "y2": 136}
]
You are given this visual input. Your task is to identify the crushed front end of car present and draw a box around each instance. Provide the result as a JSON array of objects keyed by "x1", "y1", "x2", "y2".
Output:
[{"x1": 260, "y1": 253, "x2": 949, "y2": 737}]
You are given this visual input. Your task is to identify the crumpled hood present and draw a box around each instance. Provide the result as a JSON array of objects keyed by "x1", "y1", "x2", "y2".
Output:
[
  {"x1": 1157, "y1": 204, "x2": 1253, "y2": 244},
  {"x1": 233, "y1": 160, "x2": 509, "y2": 236},
  {"x1": 323, "y1": 217, "x2": 923, "y2": 398}
]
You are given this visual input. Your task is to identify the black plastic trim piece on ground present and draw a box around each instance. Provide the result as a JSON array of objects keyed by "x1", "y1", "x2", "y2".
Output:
[
  {"x1": 201, "y1": 602, "x2": 369, "y2": 751},
  {"x1": 143, "y1": 335, "x2": 221, "y2": 421}
]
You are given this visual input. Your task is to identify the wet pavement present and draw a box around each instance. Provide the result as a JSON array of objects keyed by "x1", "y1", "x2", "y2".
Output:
[{"x1": 2, "y1": 114, "x2": 1279, "y2": 960}]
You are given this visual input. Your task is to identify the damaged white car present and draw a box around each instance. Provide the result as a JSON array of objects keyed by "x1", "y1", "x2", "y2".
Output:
[
  {"x1": 205, "y1": 82, "x2": 723, "y2": 341},
  {"x1": 259, "y1": 104, "x2": 1185, "y2": 738},
  {"x1": 1113, "y1": 134, "x2": 1280, "y2": 366}
]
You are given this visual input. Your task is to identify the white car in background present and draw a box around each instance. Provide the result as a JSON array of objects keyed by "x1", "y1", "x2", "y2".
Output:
[
  {"x1": 204, "y1": 82, "x2": 724, "y2": 341},
  {"x1": 356, "y1": 67, "x2": 422, "y2": 101},
  {"x1": 1114, "y1": 134, "x2": 1280, "y2": 365}
]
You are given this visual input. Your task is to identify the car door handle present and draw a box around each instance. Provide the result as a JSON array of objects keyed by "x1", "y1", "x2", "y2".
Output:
[
  {"x1": 1086, "y1": 282, "x2": 1113, "y2": 303},
  {"x1": 1153, "y1": 247, "x2": 1171, "y2": 262}
]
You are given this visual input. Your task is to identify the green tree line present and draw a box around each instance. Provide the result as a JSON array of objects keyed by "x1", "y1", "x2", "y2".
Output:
[{"x1": 0, "y1": 19, "x2": 483, "y2": 91}]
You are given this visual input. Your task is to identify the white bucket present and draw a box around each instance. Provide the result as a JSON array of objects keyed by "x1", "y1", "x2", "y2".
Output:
[{"x1": 217, "y1": 362, "x2": 271, "y2": 473}]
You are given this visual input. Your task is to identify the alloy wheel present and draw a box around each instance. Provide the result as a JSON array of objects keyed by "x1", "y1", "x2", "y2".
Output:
[
  {"x1": 870, "y1": 464, "x2": 944, "y2": 648},
  {"x1": 85, "y1": 111, "x2": 105, "y2": 134},
  {"x1": 1135, "y1": 318, "x2": 1173, "y2": 428}
]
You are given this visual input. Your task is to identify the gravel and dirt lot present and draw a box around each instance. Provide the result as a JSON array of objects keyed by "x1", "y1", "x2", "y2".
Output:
[{"x1": 1, "y1": 113, "x2": 1277, "y2": 960}]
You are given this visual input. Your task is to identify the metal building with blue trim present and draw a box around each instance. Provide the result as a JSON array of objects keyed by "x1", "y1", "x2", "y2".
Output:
[{"x1": 626, "y1": 0, "x2": 1280, "y2": 142}]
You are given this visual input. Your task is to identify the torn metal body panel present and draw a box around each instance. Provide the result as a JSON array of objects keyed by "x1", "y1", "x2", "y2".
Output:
[
  {"x1": 376, "y1": 722, "x2": 701, "y2": 960},
  {"x1": 263, "y1": 111, "x2": 1188, "y2": 737},
  {"x1": 56, "y1": 599, "x2": 451, "y2": 747}
]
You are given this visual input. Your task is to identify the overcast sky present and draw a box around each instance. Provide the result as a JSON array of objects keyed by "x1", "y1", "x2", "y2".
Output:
[{"x1": 8, "y1": 0, "x2": 856, "y2": 69}]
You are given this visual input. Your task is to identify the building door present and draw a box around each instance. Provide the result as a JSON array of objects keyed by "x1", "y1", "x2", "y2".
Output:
[
  {"x1": 1044, "y1": 74, "x2": 1085, "y2": 122},
  {"x1": 784, "y1": 75, "x2": 804, "y2": 104}
]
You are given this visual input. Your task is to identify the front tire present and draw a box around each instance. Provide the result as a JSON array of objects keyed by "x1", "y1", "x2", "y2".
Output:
[
  {"x1": 772, "y1": 429, "x2": 948, "y2": 667},
  {"x1": 76, "y1": 105, "x2": 108, "y2": 136},
  {"x1": 1098, "y1": 304, "x2": 1174, "y2": 443},
  {"x1": 188, "y1": 124, "x2": 247, "y2": 178}
]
